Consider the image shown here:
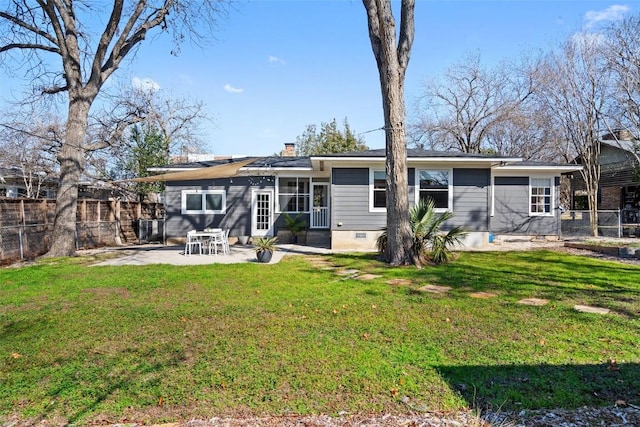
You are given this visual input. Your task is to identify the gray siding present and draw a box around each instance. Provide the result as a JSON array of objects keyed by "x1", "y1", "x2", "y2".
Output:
[
  {"x1": 491, "y1": 176, "x2": 560, "y2": 235},
  {"x1": 451, "y1": 168, "x2": 489, "y2": 231},
  {"x1": 331, "y1": 168, "x2": 386, "y2": 230},
  {"x1": 165, "y1": 177, "x2": 274, "y2": 240},
  {"x1": 331, "y1": 167, "x2": 491, "y2": 232}
]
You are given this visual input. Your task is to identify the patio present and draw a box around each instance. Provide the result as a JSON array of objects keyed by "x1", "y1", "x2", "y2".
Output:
[{"x1": 89, "y1": 243, "x2": 333, "y2": 266}]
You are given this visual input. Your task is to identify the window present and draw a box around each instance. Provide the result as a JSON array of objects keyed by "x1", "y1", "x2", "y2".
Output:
[
  {"x1": 370, "y1": 169, "x2": 386, "y2": 211},
  {"x1": 278, "y1": 177, "x2": 309, "y2": 212},
  {"x1": 530, "y1": 178, "x2": 553, "y2": 215},
  {"x1": 6, "y1": 186, "x2": 18, "y2": 198},
  {"x1": 417, "y1": 169, "x2": 451, "y2": 211},
  {"x1": 181, "y1": 190, "x2": 226, "y2": 214},
  {"x1": 44, "y1": 189, "x2": 57, "y2": 199}
]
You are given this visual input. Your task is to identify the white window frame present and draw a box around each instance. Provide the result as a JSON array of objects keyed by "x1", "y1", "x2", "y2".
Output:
[
  {"x1": 181, "y1": 190, "x2": 226, "y2": 214},
  {"x1": 529, "y1": 177, "x2": 554, "y2": 216},
  {"x1": 369, "y1": 169, "x2": 387, "y2": 212},
  {"x1": 415, "y1": 169, "x2": 453, "y2": 213},
  {"x1": 276, "y1": 176, "x2": 311, "y2": 213}
]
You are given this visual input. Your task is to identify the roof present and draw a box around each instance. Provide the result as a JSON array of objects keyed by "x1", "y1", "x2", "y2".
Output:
[
  {"x1": 313, "y1": 148, "x2": 514, "y2": 160},
  {"x1": 149, "y1": 156, "x2": 312, "y2": 172},
  {"x1": 137, "y1": 149, "x2": 581, "y2": 182},
  {"x1": 601, "y1": 139, "x2": 637, "y2": 153}
]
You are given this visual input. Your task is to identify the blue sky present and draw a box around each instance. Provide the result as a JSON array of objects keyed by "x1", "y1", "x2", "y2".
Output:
[{"x1": 0, "y1": 1, "x2": 635, "y2": 157}]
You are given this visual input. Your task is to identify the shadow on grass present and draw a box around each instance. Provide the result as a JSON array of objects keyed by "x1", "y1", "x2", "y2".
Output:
[
  {"x1": 29, "y1": 344, "x2": 184, "y2": 425},
  {"x1": 436, "y1": 362, "x2": 640, "y2": 411}
]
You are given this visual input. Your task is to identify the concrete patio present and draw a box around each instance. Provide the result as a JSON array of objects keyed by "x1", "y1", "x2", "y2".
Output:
[{"x1": 89, "y1": 243, "x2": 333, "y2": 266}]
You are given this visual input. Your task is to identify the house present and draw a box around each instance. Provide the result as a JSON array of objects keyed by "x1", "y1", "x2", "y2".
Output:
[
  {"x1": 0, "y1": 166, "x2": 58, "y2": 198},
  {"x1": 0, "y1": 166, "x2": 120, "y2": 200},
  {"x1": 566, "y1": 133, "x2": 639, "y2": 224},
  {"x1": 141, "y1": 147, "x2": 581, "y2": 250}
]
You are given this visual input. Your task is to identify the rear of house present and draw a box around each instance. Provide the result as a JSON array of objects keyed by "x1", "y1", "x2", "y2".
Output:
[{"x1": 153, "y1": 148, "x2": 579, "y2": 250}]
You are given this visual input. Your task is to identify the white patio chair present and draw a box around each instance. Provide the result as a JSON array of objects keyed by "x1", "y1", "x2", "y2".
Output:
[
  {"x1": 222, "y1": 229, "x2": 230, "y2": 254},
  {"x1": 185, "y1": 230, "x2": 202, "y2": 256},
  {"x1": 208, "y1": 230, "x2": 226, "y2": 255}
]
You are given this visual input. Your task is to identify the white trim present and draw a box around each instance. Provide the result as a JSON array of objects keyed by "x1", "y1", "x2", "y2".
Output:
[
  {"x1": 369, "y1": 169, "x2": 387, "y2": 213},
  {"x1": 310, "y1": 181, "x2": 330, "y2": 229},
  {"x1": 529, "y1": 177, "x2": 554, "y2": 217},
  {"x1": 251, "y1": 189, "x2": 275, "y2": 237},
  {"x1": 181, "y1": 190, "x2": 226, "y2": 214},
  {"x1": 490, "y1": 171, "x2": 495, "y2": 217},
  {"x1": 414, "y1": 168, "x2": 453, "y2": 212},
  {"x1": 275, "y1": 176, "x2": 311, "y2": 214},
  {"x1": 312, "y1": 156, "x2": 522, "y2": 163},
  {"x1": 495, "y1": 165, "x2": 582, "y2": 173}
]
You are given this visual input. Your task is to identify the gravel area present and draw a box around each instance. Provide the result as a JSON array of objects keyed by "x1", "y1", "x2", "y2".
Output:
[{"x1": 96, "y1": 404, "x2": 640, "y2": 427}]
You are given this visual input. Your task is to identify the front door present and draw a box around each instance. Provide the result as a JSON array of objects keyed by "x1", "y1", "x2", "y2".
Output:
[
  {"x1": 251, "y1": 189, "x2": 274, "y2": 237},
  {"x1": 311, "y1": 183, "x2": 330, "y2": 228}
]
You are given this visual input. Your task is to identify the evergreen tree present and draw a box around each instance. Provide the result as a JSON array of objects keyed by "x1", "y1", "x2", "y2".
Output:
[{"x1": 296, "y1": 118, "x2": 368, "y2": 155}]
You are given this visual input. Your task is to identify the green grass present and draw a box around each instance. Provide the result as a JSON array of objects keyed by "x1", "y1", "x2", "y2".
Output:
[{"x1": 1, "y1": 250, "x2": 639, "y2": 424}]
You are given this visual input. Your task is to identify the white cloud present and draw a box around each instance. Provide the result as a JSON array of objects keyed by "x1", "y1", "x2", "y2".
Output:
[
  {"x1": 224, "y1": 84, "x2": 244, "y2": 94},
  {"x1": 584, "y1": 4, "x2": 630, "y2": 28},
  {"x1": 132, "y1": 76, "x2": 160, "y2": 92},
  {"x1": 268, "y1": 55, "x2": 286, "y2": 65}
]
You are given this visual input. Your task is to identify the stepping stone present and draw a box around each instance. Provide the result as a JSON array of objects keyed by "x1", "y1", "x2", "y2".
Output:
[
  {"x1": 517, "y1": 298, "x2": 549, "y2": 306},
  {"x1": 356, "y1": 274, "x2": 382, "y2": 281},
  {"x1": 387, "y1": 279, "x2": 412, "y2": 286},
  {"x1": 418, "y1": 284, "x2": 452, "y2": 294},
  {"x1": 470, "y1": 292, "x2": 498, "y2": 299},
  {"x1": 574, "y1": 305, "x2": 610, "y2": 314},
  {"x1": 309, "y1": 260, "x2": 335, "y2": 268},
  {"x1": 335, "y1": 269, "x2": 359, "y2": 276}
]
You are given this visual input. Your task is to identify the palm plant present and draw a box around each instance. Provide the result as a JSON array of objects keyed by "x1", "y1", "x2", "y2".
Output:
[{"x1": 377, "y1": 198, "x2": 467, "y2": 265}]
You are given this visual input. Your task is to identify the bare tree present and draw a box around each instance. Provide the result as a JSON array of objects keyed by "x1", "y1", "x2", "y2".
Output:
[
  {"x1": 535, "y1": 35, "x2": 613, "y2": 236},
  {"x1": 0, "y1": 0, "x2": 226, "y2": 257},
  {"x1": 363, "y1": 0, "x2": 415, "y2": 266},
  {"x1": 483, "y1": 103, "x2": 563, "y2": 161},
  {"x1": 94, "y1": 87, "x2": 210, "y2": 201},
  {"x1": 604, "y1": 13, "x2": 640, "y2": 163},
  {"x1": 413, "y1": 52, "x2": 535, "y2": 154},
  {"x1": 0, "y1": 113, "x2": 62, "y2": 198}
]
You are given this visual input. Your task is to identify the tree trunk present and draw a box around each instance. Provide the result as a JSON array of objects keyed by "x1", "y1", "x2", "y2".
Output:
[
  {"x1": 381, "y1": 66, "x2": 413, "y2": 265},
  {"x1": 363, "y1": 0, "x2": 415, "y2": 266},
  {"x1": 46, "y1": 99, "x2": 90, "y2": 257}
]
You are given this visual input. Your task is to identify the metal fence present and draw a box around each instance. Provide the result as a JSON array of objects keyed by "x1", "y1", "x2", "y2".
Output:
[
  {"x1": 0, "y1": 221, "x2": 123, "y2": 264},
  {"x1": 136, "y1": 218, "x2": 165, "y2": 244},
  {"x1": 561, "y1": 209, "x2": 640, "y2": 238}
]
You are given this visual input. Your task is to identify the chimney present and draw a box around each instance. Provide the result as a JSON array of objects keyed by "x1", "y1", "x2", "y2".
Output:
[{"x1": 281, "y1": 143, "x2": 296, "y2": 157}]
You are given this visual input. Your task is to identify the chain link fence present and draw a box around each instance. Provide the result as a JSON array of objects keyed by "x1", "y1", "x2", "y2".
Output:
[
  {"x1": 1, "y1": 199, "x2": 165, "y2": 265},
  {"x1": 561, "y1": 209, "x2": 640, "y2": 238},
  {"x1": 136, "y1": 218, "x2": 165, "y2": 244}
]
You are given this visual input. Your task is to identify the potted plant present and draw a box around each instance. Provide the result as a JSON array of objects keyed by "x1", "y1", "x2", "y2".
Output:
[
  {"x1": 283, "y1": 213, "x2": 307, "y2": 243},
  {"x1": 254, "y1": 236, "x2": 278, "y2": 263}
]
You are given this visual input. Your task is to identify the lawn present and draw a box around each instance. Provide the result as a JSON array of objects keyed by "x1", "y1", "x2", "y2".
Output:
[{"x1": 1, "y1": 250, "x2": 639, "y2": 425}]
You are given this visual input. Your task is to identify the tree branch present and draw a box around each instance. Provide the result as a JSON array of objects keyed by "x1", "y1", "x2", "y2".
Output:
[
  {"x1": 0, "y1": 9, "x2": 58, "y2": 46},
  {"x1": 0, "y1": 42, "x2": 59, "y2": 54}
]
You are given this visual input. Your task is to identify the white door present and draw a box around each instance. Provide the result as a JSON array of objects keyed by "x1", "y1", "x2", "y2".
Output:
[
  {"x1": 251, "y1": 189, "x2": 274, "y2": 237},
  {"x1": 311, "y1": 183, "x2": 330, "y2": 228}
]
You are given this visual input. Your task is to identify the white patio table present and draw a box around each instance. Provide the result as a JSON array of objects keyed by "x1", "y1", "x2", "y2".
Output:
[{"x1": 193, "y1": 229, "x2": 228, "y2": 255}]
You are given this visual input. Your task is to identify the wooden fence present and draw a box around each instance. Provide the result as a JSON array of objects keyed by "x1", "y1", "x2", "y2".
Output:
[{"x1": 0, "y1": 198, "x2": 164, "y2": 265}]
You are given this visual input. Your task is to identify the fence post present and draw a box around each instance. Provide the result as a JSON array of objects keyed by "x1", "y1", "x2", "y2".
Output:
[
  {"x1": 618, "y1": 208, "x2": 622, "y2": 238},
  {"x1": 18, "y1": 226, "x2": 24, "y2": 260}
]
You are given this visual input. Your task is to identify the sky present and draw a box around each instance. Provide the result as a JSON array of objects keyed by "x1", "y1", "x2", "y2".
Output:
[{"x1": 0, "y1": 1, "x2": 635, "y2": 157}]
